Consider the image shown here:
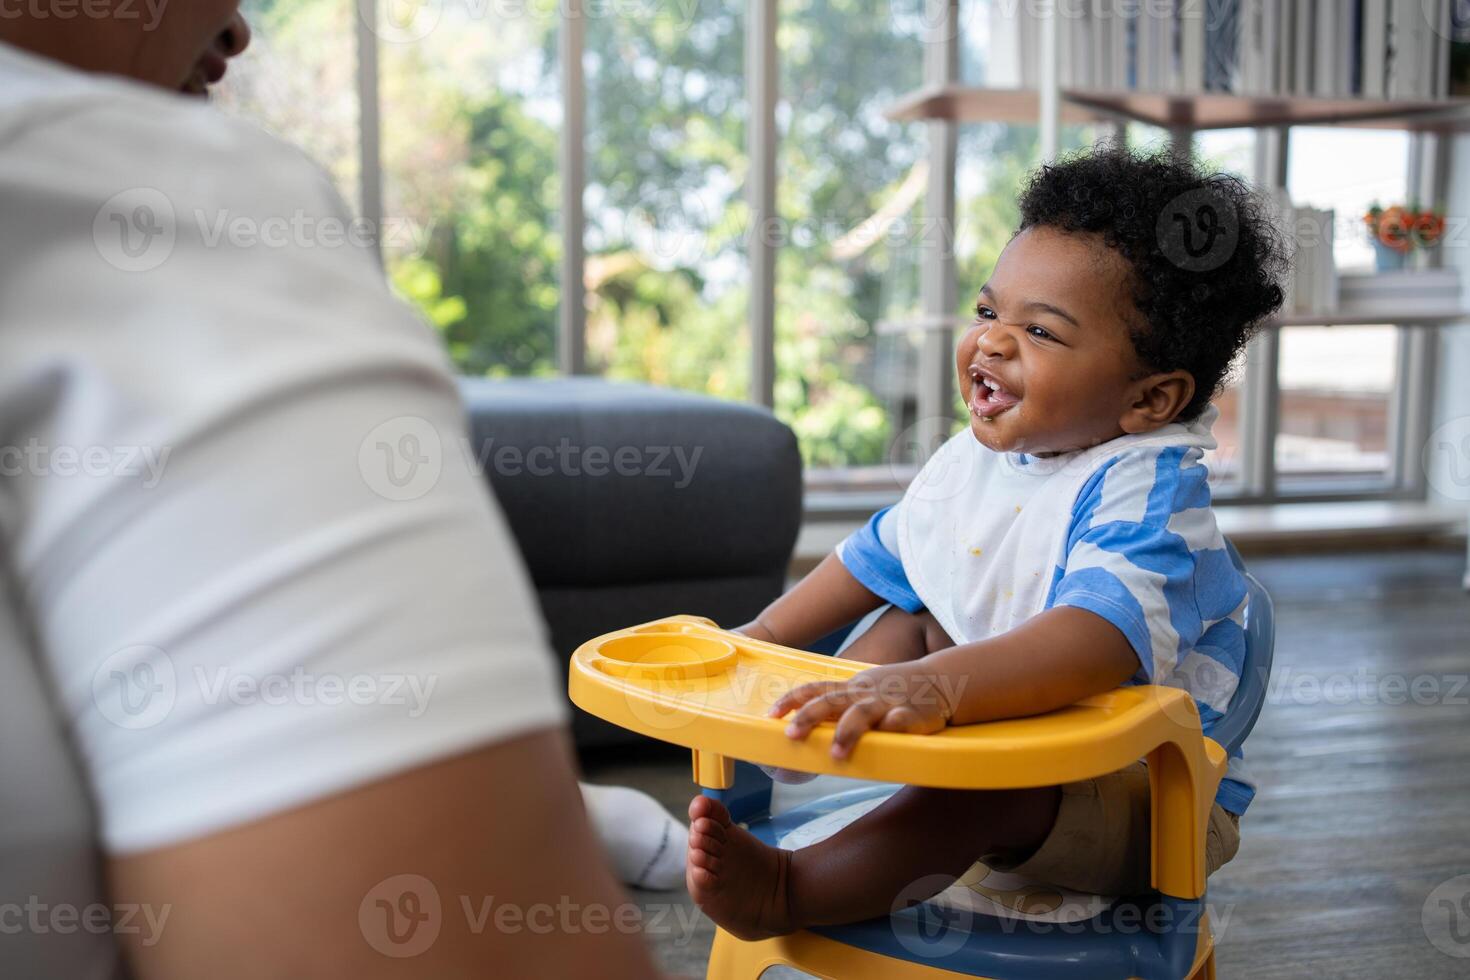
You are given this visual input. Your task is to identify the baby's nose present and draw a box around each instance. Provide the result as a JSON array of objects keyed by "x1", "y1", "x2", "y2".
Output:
[{"x1": 976, "y1": 324, "x2": 1015, "y2": 357}]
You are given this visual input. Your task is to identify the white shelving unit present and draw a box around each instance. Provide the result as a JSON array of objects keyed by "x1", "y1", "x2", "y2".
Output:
[{"x1": 891, "y1": 0, "x2": 1469, "y2": 577}]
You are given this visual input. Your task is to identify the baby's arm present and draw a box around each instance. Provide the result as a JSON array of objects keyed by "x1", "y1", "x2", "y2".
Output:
[
  {"x1": 774, "y1": 606, "x2": 1139, "y2": 759},
  {"x1": 734, "y1": 553, "x2": 886, "y2": 651}
]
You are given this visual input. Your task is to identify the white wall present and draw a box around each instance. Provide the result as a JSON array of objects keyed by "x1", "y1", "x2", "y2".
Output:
[{"x1": 1426, "y1": 133, "x2": 1470, "y2": 510}]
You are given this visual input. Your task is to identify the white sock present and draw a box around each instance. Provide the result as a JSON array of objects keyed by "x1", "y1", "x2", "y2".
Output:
[{"x1": 579, "y1": 782, "x2": 689, "y2": 891}]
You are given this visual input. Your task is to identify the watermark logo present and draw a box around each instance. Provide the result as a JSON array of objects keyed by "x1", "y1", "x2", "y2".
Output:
[
  {"x1": 92, "y1": 645, "x2": 176, "y2": 730},
  {"x1": 94, "y1": 187, "x2": 428, "y2": 271},
  {"x1": 193, "y1": 666, "x2": 438, "y2": 718},
  {"x1": 0, "y1": 439, "x2": 171, "y2": 487},
  {"x1": 360, "y1": 874, "x2": 442, "y2": 958},
  {"x1": 366, "y1": 0, "x2": 444, "y2": 43},
  {"x1": 1267, "y1": 667, "x2": 1468, "y2": 708},
  {"x1": 360, "y1": 416, "x2": 444, "y2": 502},
  {"x1": 888, "y1": 416, "x2": 968, "y2": 504},
  {"x1": 1157, "y1": 187, "x2": 1240, "y2": 273},
  {"x1": 1419, "y1": 0, "x2": 1470, "y2": 41},
  {"x1": 94, "y1": 188, "x2": 176, "y2": 273},
  {"x1": 358, "y1": 418, "x2": 706, "y2": 501},
  {"x1": 890, "y1": 874, "x2": 974, "y2": 959},
  {"x1": 358, "y1": 879, "x2": 700, "y2": 956},
  {"x1": 1423, "y1": 874, "x2": 1470, "y2": 958},
  {"x1": 0, "y1": 898, "x2": 170, "y2": 947},
  {"x1": 1424, "y1": 416, "x2": 1470, "y2": 502},
  {"x1": 624, "y1": 186, "x2": 713, "y2": 266}
]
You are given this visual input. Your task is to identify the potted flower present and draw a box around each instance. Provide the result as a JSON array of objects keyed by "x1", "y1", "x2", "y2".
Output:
[{"x1": 1362, "y1": 201, "x2": 1446, "y2": 271}]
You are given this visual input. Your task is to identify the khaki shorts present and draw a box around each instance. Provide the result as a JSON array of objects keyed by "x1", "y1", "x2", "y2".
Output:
[{"x1": 985, "y1": 762, "x2": 1241, "y2": 896}]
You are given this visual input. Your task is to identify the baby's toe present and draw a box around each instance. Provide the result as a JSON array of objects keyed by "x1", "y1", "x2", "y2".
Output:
[{"x1": 688, "y1": 844, "x2": 723, "y2": 874}]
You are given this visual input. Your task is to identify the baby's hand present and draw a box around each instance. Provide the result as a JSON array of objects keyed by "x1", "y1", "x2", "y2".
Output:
[{"x1": 768, "y1": 664, "x2": 955, "y2": 760}]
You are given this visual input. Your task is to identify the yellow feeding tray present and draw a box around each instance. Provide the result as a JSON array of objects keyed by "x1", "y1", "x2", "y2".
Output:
[{"x1": 569, "y1": 614, "x2": 1230, "y2": 900}]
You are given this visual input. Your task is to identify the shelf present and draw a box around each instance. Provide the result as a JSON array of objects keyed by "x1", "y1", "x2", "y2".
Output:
[
  {"x1": 882, "y1": 85, "x2": 1111, "y2": 126},
  {"x1": 884, "y1": 84, "x2": 1470, "y2": 132},
  {"x1": 1268, "y1": 308, "x2": 1470, "y2": 327}
]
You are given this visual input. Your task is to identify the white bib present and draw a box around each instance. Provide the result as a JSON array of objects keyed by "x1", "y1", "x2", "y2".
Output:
[{"x1": 894, "y1": 408, "x2": 1218, "y2": 646}]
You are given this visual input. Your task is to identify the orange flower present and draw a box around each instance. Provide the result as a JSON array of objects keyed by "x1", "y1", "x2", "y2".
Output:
[
  {"x1": 1412, "y1": 211, "x2": 1445, "y2": 248},
  {"x1": 1375, "y1": 206, "x2": 1413, "y2": 252}
]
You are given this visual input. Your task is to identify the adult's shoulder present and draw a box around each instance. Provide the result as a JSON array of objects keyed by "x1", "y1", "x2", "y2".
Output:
[
  {"x1": 0, "y1": 57, "x2": 448, "y2": 399},
  {"x1": 0, "y1": 48, "x2": 339, "y2": 218}
]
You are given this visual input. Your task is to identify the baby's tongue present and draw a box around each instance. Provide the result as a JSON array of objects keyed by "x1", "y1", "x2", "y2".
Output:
[{"x1": 987, "y1": 386, "x2": 1019, "y2": 410}]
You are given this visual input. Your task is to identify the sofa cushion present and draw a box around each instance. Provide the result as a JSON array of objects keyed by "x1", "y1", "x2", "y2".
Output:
[{"x1": 458, "y1": 377, "x2": 802, "y2": 588}]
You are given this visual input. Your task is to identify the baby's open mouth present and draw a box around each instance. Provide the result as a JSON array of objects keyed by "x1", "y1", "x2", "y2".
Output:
[{"x1": 968, "y1": 367, "x2": 1020, "y2": 419}]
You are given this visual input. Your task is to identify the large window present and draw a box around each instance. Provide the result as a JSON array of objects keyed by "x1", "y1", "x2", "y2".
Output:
[
  {"x1": 773, "y1": 0, "x2": 926, "y2": 470},
  {"x1": 582, "y1": 1, "x2": 749, "y2": 399},
  {"x1": 1281, "y1": 128, "x2": 1411, "y2": 489},
  {"x1": 218, "y1": 0, "x2": 1443, "y2": 506},
  {"x1": 378, "y1": 2, "x2": 563, "y2": 378},
  {"x1": 217, "y1": 0, "x2": 362, "y2": 210}
]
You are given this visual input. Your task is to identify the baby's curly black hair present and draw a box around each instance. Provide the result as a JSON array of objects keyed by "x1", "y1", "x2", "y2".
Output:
[{"x1": 1015, "y1": 139, "x2": 1290, "y2": 421}]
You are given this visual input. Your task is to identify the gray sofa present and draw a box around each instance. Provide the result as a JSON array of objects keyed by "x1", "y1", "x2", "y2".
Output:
[{"x1": 458, "y1": 377, "x2": 804, "y2": 748}]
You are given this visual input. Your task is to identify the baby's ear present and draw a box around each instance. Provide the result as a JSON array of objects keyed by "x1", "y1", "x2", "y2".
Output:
[{"x1": 1120, "y1": 370, "x2": 1195, "y2": 433}]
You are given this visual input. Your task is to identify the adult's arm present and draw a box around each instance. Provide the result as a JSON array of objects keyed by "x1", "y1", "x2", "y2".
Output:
[
  {"x1": 110, "y1": 731, "x2": 661, "y2": 980},
  {"x1": 0, "y1": 82, "x2": 661, "y2": 978}
]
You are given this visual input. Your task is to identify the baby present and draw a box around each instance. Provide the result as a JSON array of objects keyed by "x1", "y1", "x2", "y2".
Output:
[{"x1": 686, "y1": 141, "x2": 1289, "y2": 938}]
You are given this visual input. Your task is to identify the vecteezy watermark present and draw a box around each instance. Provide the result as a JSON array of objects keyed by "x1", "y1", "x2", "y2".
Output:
[
  {"x1": 193, "y1": 666, "x2": 438, "y2": 719},
  {"x1": 888, "y1": 871, "x2": 1235, "y2": 961},
  {"x1": 0, "y1": 898, "x2": 171, "y2": 948},
  {"x1": 890, "y1": 874, "x2": 975, "y2": 958},
  {"x1": 358, "y1": 876, "x2": 702, "y2": 957},
  {"x1": 1423, "y1": 874, "x2": 1470, "y2": 959},
  {"x1": 93, "y1": 645, "x2": 177, "y2": 730},
  {"x1": 93, "y1": 189, "x2": 431, "y2": 273},
  {"x1": 360, "y1": 874, "x2": 442, "y2": 958},
  {"x1": 358, "y1": 416, "x2": 705, "y2": 502},
  {"x1": 1424, "y1": 415, "x2": 1470, "y2": 503},
  {"x1": 1418, "y1": 0, "x2": 1470, "y2": 42},
  {"x1": 362, "y1": 0, "x2": 705, "y2": 45},
  {"x1": 886, "y1": 416, "x2": 969, "y2": 503},
  {"x1": 1266, "y1": 667, "x2": 1469, "y2": 708},
  {"x1": 1157, "y1": 186, "x2": 1241, "y2": 273},
  {"x1": 94, "y1": 187, "x2": 176, "y2": 273},
  {"x1": 0, "y1": 0, "x2": 168, "y2": 31},
  {"x1": 0, "y1": 439, "x2": 171, "y2": 488},
  {"x1": 359, "y1": 416, "x2": 444, "y2": 502},
  {"x1": 92, "y1": 646, "x2": 441, "y2": 729}
]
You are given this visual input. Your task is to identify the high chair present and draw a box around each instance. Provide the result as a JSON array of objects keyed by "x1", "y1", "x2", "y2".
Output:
[{"x1": 568, "y1": 544, "x2": 1273, "y2": 980}]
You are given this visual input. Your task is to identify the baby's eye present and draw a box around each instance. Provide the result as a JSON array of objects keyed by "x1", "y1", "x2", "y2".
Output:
[
  {"x1": 1026, "y1": 325, "x2": 1054, "y2": 340},
  {"x1": 974, "y1": 305, "x2": 996, "y2": 321}
]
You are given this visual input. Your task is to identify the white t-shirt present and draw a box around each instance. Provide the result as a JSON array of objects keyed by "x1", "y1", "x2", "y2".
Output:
[{"x1": 0, "y1": 40, "x2": 568, "y2": 867}]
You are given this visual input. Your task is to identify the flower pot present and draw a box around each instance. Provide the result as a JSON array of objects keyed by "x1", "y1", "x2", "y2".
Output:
[{"x1": 1372, "y1": 239, "x2": 1407, "y2": 272}]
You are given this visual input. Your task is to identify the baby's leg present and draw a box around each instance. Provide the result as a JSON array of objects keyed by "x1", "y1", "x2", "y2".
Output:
[
  {"x1": 839, "y1": 607, "x2": 955, "y2": 665},
  {"x1": 687, "y1": 782, "x2": 1060, "y2": 939}
]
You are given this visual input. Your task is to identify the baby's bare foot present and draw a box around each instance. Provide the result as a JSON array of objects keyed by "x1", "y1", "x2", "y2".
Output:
[{"x1": 686, "y1": 795, "x2": 795, "y2": 940}]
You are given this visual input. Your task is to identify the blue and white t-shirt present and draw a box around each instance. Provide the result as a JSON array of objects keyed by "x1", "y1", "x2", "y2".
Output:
[{"x1": 837, "y1": 405, "x2": 1256, "y2": 814}]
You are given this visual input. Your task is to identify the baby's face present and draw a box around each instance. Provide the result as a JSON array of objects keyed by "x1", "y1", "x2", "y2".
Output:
[{"x1": 956, "y1": 225, "x2": 1150, "y2": 456}]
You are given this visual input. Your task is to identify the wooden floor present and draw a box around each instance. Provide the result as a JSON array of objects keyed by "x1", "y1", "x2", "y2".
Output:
[{"x1": 581, "y1": 547, "x2": 1470, "y2": 978}]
